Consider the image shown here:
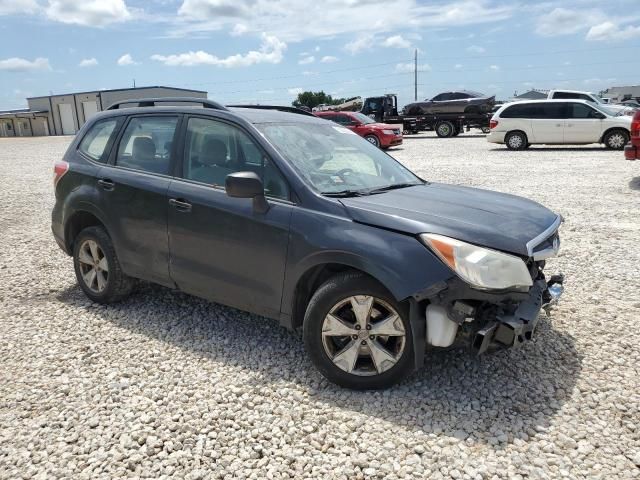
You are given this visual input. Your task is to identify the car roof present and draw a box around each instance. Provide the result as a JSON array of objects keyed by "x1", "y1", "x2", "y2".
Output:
[
  {"x1": 88, "y1": 105, "x2": 326, "y2": 125},
  {"x1": 503, "y1": 99, "x2": 593, "y2": 105},
  {"x1": 549, "y1": 89, "x2": 595, "y2": 94}
]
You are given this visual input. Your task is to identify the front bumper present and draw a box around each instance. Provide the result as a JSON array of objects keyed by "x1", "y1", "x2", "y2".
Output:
[{"x1": 472, "y1": 274, "x2": 564, "y2": 354}]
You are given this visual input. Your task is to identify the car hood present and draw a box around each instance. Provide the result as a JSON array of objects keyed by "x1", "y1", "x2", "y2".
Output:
[{"x1": 339, "y1": 183, "x2": 559, "y2": 256}]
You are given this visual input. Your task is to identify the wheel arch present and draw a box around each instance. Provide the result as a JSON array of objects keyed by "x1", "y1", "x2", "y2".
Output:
[
  {"x1": 600, "y1": 126, "x2": 629, "y2": 144},
  {"x1": 64, "y1": 208, "x2": 109, "y2": 254},
  {"x1": 290, "y1": 262, "x2": 395, "y2": 330}
]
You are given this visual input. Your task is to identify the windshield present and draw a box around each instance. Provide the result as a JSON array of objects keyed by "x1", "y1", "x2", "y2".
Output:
[
  {"x1": 351, "y1": 112, "x2": 376, "y2": 124},
  {"x1": 257, "y1": 123, "x2": 421, "y2": 194}
]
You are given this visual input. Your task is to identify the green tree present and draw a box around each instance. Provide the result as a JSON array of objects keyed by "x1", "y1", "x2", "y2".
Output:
[{"x1": 292, "y1": 91, "x2": 345, "y2": 109}]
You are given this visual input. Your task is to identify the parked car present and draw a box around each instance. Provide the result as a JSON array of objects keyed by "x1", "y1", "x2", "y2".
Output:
[
  {"x1": 314, "y1": 110, "x2": 402, "y2": 148},
  {"x1": 624, "y1": 109, "x2": 640, "y2": 160},
  {"x1": 403, "y1": 90, "x2": 495, "y2": 115},
  {"x1": 487, "y1": 99, "x2": 631, "y2": 150},
  {"x1": 547, "y1": 89, "x2": 628, "y2": 114},
  {"x1": 618, "y1": 100, "x2": 640, "y2": 109},
  {"x1": 52, "y1": 97, "x2": 564, "y2": 390}
]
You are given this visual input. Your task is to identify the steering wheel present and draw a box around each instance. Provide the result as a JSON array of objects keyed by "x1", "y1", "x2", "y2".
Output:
[{"x1": 335, "y1": 168, "x2": 354, "y2": 179}]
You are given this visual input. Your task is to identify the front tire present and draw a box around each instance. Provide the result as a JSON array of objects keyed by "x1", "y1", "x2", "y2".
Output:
[
  {"x1": 604, "y1": 129, "x2": 629, "y2": 150},
  {"x1": 303, "y1": 272, "x2": 414, "y2": 390},
  {"x1": 364, "y1": 134, "x2": 380, "y2": 148},
  {"x1": 73, "y1": 226, "x2": 134, "y2": 304},
  {"x1": 505, "y1": 131, "x2": 528, "y2": 150}
]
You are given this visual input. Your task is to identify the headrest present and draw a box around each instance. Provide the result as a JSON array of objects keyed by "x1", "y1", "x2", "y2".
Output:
[
  {"x1": 132, "y1": 137, "x2": 156, "y2": 160},
  {"x1": 200, "y1": 138, "x2": 228, "y2": 167}
]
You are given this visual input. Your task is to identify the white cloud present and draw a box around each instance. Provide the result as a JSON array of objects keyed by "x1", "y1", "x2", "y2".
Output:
[
  {"x1": 0, "y1": 57, "x2": 51, "y2": 72},
  {"x1": 45, "y1": 0, "x2": 131, "y2": 26},
  {"x1": 454, "y1": 63, "x2": 463, "y2": 69},
  {"x1": 287, "y1": 87, "x2": 303, "y2": 96},
  {"x1": 466, "y1": 45, "x2": 485, "y2": 54},
  {"x1": 534, "y1": 7, "x2": 609, "y2": 37},
  {"x1": 586, "y1": 21, "x2": 640, "y2": 41},
  {"x1": 231, "y1": 23, "x2": 248, "y2": 36},
  {"x1": 395, "y1": 62, "x2": 430, "y2": 73},
  {"x1": 0, "y1": 0, "x2": 38, "y2": 15},
  {"x1": 314, "y1": 46, "x2": 320, "y2": 52},
  {"x1": 298, "y1": 55, "x2": 314, "y2": 65},
  {"x1": 79, "y1": 57, "x2": 98, "y2": 67},
  {"x1": 382, "y1": 34, "x2": 411, "y2": 49},
  {"x1": 320, "y1": 55, "x2": 338, "y2": 63},
  {"x1": 151, "y1": 33, "x2": 286, "y2": 67},
  {"x1": 117, "y1": 53, "x2": 138, "y2": 66},
  {"x1": 489, "y1": 64, "x2": 499, "y2": 70},
  {"x1": 345, "y1": 34, "x2": 375, "y2": 54},
  {"x1": 172, "y1": 0, "x2": 514, "y2": 40}
]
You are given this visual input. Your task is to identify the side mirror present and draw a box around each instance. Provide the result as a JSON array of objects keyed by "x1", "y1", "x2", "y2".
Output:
[
  {"x1": 225, "y1": 172, "x2": 269, "y2": 213},
  {"x1": 594, "y1": 112, "x2": 606, "y2": 119}
]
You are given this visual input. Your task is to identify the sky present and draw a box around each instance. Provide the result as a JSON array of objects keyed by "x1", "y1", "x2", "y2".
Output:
[{"x1": 0, "y1": 0, "x2": 639, "y2": 110}]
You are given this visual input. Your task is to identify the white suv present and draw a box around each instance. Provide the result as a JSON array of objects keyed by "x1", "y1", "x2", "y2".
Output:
[{"x1": 487, "y1": 100, "x2": 631, "y2": 150}]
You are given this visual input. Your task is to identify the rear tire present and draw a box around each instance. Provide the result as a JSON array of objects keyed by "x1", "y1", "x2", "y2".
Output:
[
  {"x1": 303, "y1": 272, "x2": 414, "y2": 390},
  {"x1": 505, "y1": 131, "x2": 528, "y2": 150},
  {"x1": 73, "y1": 226, "x2": 134, "y2": 304},
  {"x1": 435, "y1": 121, "x2": 455, "y2": 138},
  {"x1": 603, "y1": 129, "x2": 629, "y2": 150}
]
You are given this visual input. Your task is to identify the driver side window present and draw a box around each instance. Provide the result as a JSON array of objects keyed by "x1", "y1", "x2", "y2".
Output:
[{"x1": 182, "y1": 117, "x2": 290, "y2": 201}]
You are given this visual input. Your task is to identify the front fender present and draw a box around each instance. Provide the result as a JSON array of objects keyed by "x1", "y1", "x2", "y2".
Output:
[{"x1": 281, "y1": 207, "x2": 455, "y2": 317}]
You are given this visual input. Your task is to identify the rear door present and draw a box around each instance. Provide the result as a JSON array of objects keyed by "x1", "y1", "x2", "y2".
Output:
[
  {"x1": 529, "y1": 103, "x2": 565, "y2": 143},
  {"x1": 564, "y1": 102, "x2": 604, "y2": 144},
  {"x1": 167, "y1": 115, "x2": 293, "y2": 319},
  {"x1": 97, "y1": 114, "x2": 181, "y2": 286}
]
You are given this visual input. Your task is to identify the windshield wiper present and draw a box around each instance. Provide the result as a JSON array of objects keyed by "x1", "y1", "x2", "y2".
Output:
[
  {"x1": 366, "y1": 182, "x2": 423, "y2": 194},
  {"x1": 322, "y1": 189, "x2": 370, "y2": 197}
]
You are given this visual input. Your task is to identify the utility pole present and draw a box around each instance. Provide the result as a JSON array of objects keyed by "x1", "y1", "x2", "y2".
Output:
[
  {"x1": 133, "y1": 79, "x2": 136, "y2": 88},
  {"x1": 414, "y1": 48, "x2": 418, "y2": 101}
]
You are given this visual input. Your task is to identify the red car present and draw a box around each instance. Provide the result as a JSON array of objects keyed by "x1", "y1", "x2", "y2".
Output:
[
  {"x1": 624, "y1": 109, "x2": 640, "y2": 160},
  {"x1": 314, "y1": 111, "x2": 403, "y2": 149}
]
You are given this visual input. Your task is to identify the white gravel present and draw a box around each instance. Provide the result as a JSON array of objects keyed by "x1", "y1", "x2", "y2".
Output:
[{"x1": 1, "y1": 133, "x2": 639, "y2": 479}]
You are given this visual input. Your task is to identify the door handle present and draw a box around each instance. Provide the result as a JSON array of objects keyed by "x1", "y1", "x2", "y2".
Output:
[
  {"x1": 169, "y1": 198, "x2": 192, "y2": 212},
  {"x1": 97, "y1": 178, "x2": 115, "y2": 190}
]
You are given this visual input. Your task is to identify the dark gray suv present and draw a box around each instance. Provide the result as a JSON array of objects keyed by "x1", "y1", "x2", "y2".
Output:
[{"x1": 52, "y1": 98, "x2": 564, "y2": 389}]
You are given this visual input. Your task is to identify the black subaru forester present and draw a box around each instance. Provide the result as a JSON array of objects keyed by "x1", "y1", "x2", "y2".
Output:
[{"x1": 52, "y1": 97, "x2": 564, "y2": 390}]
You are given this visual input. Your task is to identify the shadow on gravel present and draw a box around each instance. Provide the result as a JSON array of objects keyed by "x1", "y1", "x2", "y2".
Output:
[
  {"x1": 406, "y1": 135, "x2": 486, "y2": 140},
  {"x1": 56, "y1": 282, "x2": 582, "y2": 448},
  {"x1": 488, "y1": 147, "x2": 609, "y2": 152},
  {"x1": 629, "y1": 177, "x2": 640, "y2": 191}
]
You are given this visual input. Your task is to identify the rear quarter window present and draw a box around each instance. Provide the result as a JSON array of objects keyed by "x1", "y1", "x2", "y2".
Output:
[
  {"x1": 78, "y1": 118, "x2": 121, "y2": 163},
  {"x1": 501, "y1": 104, "x2": 537, "y2": 118}
]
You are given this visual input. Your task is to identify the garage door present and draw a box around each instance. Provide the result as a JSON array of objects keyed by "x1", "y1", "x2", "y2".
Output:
[
  {"x1": 82, "y1": 101, "x2": 99, "y2": 122},
  {"x1": 58, "y1": 103, "x2": 76, "y2": 135}
]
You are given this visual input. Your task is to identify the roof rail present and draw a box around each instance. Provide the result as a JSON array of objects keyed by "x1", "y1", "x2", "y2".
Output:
[
  {"x1": 106, "y1": 97, "x2": 229, "y2": 111},
  {"x1": 226, "y1": 105, "x2": 315, "y2": 117}
]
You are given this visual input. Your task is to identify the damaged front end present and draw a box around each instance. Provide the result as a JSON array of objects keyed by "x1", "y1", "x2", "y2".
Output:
[{"x1": 414, "y1": 263, "x2": 564, "y2": 358}]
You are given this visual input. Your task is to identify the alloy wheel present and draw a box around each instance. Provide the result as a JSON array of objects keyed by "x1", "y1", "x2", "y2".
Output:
[
  {"x1": 321, "y1": 295, "x2": 406, "y2": 376},
  {"x1": 77, "y1": 239, "x2": 109, "y2": 293},
  {"x1": 508, "y1": 134, "x2": 523, "y2": 149}
]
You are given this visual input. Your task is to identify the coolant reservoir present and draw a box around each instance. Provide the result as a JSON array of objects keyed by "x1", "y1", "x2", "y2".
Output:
[{"x1": 426, "y1": 305, "x2": 459, "y2": 347}]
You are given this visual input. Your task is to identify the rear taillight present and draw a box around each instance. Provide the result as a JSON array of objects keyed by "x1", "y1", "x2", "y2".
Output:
[
  {"x1": 489, "y1": 119, "x2": 498, "y2": 129},
  {"x1": 631, "y1": 111, "x2": 640, "y2": 137},
  {"x1": 53, "y1": 160, "x2": 69, "y2": 187}
]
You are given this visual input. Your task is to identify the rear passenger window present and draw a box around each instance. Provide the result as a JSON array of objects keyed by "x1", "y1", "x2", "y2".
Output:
[
  {"x1": 116, "y1": 116, "x2": 178, "y2": 175},
  {"x1": 182, "y1": 117, "x2": 289, "y2": 201},
  {"x1": 78, "y1": 118, "x2": 120, "y2": 163}
]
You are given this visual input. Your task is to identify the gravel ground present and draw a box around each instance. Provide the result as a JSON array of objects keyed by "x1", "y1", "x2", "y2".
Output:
[{"x1": 1, "y1": 133, "x2": 639, "y2": 480}]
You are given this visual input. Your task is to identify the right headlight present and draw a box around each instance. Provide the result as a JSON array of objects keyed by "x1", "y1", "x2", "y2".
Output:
[{"x1": 419, "y1": 233, "x2": 533, "y2": 290}]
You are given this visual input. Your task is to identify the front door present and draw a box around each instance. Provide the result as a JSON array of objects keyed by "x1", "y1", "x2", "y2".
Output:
[
  {"x1": 98, "y1": 114, "x2": 181, "y2": 286},
  {"x1": 564, "y1": 102, "x2": 604, "y2": 144},
  {"x1": 168, "y1": 116, "x2": 293, "y2": 319}
]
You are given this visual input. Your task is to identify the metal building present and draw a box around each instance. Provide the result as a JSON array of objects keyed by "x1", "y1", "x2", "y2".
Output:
[{"x1": 0, "y1": 86, "x2": 207, "y2": 137}]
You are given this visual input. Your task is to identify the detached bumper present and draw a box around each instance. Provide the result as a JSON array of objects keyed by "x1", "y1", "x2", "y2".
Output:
[
  {"x1": 624, "y1": 142, "x2": 638, "y2": 160},
  {"x1": 473, "y1": 275, "x2": 564, "y2": 354}
]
